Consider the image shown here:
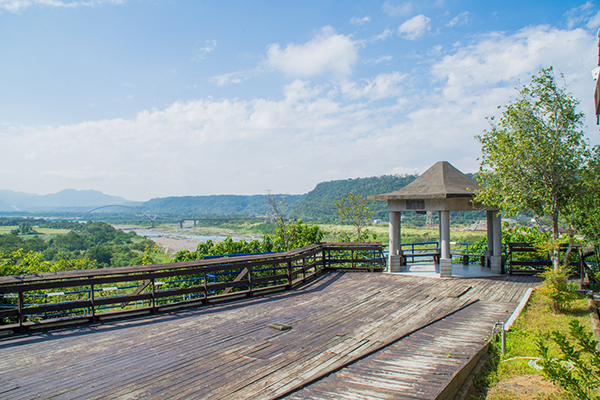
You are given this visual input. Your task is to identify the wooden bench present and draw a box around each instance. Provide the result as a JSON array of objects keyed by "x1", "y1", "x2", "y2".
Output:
[
  {"x1": 579, "y1": 246, "x2": 600, "y2": 289},
  {"x1": 400, "y1": 242, "x2": 440, "y2": 265},
  {"x1": 450, "y1": 243, "x2": 487, "y2": 266},
  {"x1": 507, "y1": 242, "x2": 581, "y2": 275},
  {"x1": 506, "y1": 242, "x2": 550, "y2": 274}
]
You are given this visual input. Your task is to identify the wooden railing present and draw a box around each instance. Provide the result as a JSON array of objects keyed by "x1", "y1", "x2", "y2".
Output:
[{"x1": 0, "y1": 242, "x2": 383, "y2": 334}]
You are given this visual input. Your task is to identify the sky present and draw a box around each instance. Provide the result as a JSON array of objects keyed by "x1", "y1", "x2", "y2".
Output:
[{"x1": 1, "y1": 0, "x2": 599, "y2": 201}]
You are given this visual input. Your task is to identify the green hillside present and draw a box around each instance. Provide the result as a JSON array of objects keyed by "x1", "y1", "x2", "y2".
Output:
[
  {"x1": 141, "y1": 194, "x2": 303, "y2": 217},
  {"x1": 138, "y1": 174, "x2": 484, "y2": 226},
  {"x1": 290, "y1": 175, "x2": 418, "y2": 222}
]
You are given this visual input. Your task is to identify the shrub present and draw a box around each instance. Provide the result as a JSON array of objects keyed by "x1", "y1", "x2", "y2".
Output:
[
  {"x1": 537, "y1": 320, "x2": 600, "y2": 399},
  {"x1": 537, "y1": 267, "x2": 579, "y2": 312}
]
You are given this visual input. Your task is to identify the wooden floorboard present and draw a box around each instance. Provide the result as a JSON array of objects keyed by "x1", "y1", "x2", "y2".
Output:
[
  {"x1": 285, "y1": 301, "x2": 518, "y2": 400},
  {"x1": 0, "y1": 272, "x2": 541, "y2": 400}
]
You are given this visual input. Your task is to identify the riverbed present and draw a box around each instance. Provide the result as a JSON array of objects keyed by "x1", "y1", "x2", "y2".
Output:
[{"x1": 115, "y1": 226, "x2": 260, "y2": 254}]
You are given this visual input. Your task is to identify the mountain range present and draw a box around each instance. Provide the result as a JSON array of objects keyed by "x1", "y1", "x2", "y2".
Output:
[
  {"x1": 0, "y1": 175, "x2": 421, "y2": 221},
  {"x1": 0, "y1": 189, "x2": 137, "y2": 212}
]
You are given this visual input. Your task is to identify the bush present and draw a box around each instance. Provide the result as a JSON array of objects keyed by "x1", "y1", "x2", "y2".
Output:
[
  {"x1": 537, "y1": 319, "x2": 600, "y2": 399},
  {"x1": 537, "y1": 267, "x2": 579, "y2": 312}
]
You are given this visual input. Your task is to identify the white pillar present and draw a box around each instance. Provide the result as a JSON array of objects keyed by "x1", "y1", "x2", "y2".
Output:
[
  {"x1": 439, "y1": 210, "x2": 452, "y2": 278},
  {"x1": 438, "y1": 211, "x2": 442, "y2": 249},
  {"x1": 485, "y1": 210, "x2": 494, "y2": 267},
  {"x1": 388, "y1": 211, "x2": 402, "y2": 272},
  {"x1": 486, "y1": 210, "x2": 494, "y2": 251},
  {"x1": 490, "y1": 211, "x2": 503, "y2": 274}
]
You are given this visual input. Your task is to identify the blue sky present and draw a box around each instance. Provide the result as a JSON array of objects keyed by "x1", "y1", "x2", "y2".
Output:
[{"x1": 1, "y1": 0, "x2": 599, "y2": 200}]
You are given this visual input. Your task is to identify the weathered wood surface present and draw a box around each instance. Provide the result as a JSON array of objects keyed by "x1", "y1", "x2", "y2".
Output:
[
  {"x1": 0, "y1": 272, "x2": 541, "y2": 400},
  {"x1": 284, "y1": 301, "x2": 515, "y2": 399}
]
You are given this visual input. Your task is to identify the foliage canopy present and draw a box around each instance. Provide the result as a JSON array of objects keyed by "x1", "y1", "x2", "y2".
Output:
[{"x1": 475, "y1": 67, "x2": 596, "y2": 266}]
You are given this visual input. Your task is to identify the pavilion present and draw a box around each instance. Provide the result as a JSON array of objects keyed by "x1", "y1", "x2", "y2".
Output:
[{"x1": 369, "y1": 161, "x2": 503, "y2": 278}]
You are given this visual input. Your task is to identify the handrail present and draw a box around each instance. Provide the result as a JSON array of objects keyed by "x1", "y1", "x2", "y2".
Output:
[{"x1": 0, "y1": 242, "x2": 383, "y2": 334}]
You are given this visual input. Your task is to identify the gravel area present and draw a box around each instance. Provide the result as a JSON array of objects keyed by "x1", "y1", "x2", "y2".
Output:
[{"x1": 149, "y1": 236, "x2": 203, "y2": 254}]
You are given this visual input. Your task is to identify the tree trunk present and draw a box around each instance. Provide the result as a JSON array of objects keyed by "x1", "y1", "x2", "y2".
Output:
[{"x1": 552, "y1": 208, "x2": 560, "y2": 271}]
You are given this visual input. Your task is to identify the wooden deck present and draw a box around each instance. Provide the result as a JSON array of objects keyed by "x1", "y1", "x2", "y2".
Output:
[
  {"x1": 0, "y1": 272, "x2": 541, "y2": 399},
  {"x1": 285, "y1": 301, "x2": 515, "y2": 399}
]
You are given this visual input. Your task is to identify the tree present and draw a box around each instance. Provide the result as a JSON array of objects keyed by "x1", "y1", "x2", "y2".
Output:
[
  {"x1": 475, "y1": 67, "x2": 591, "y2": 269},
  {"x1": 334, "y1": 193, "x2": 374, "y2": 241},
  {"x1": 266, "y1": 193, "x2": 295, "y2": 251},
  {"x1": 573, "y1": 146, "x2": 600, "y2": 245}
]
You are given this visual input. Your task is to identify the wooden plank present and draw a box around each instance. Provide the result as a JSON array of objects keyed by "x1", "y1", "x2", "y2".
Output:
[{"x1": 0, "y1": 271, "x2": 538, "y2": 400}]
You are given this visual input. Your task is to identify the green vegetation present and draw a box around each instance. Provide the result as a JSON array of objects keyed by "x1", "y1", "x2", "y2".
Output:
[
  {"x1": 0, "y1": 219, "x2": 159, "y2": 274},
  {"x1": 537, "y1": 319, "x2": 600, "y2": 399},
  {"x1": 173, "y1": 219, "x2": 325, "y2": 261},
  {"x1": 142, "y1": 194, "x2": 303, "y2": 217},
  {"x1": 476, "y1": 292, "x2": 592, "y2": 399},
  {"x1": 537, "y1": 267, "x2": 579, "y2": 312},
  {"x1": 475, "y1": 67, "x2": 598, "y2": 269},
  {"x1": 291, "y1": 175, "x2": 416, "y2": 222},
  {"x1": 334, "y1": 193, "x2": 374, "y2": 241}
]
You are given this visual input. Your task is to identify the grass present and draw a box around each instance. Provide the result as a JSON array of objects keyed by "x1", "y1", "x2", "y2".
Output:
[
  {"x1": 150, "y1": 219, "x2": 488, "y2": 247},
  {"x1": 472, "y1": 290, "x2": 593, "y2": 399},
  {"x1": 0, "y1": 226, "x2": 71, "y2": 237}
]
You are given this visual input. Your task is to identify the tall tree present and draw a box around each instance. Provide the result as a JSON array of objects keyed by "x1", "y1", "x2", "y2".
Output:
[
  {"x1": 334, "y1": 193, "x2": 374, "y2": 241},
  {"x1": 266, "y1": 193, "x2": 294, "y2": 251},
  {"x1": 475, "y1": 67, "x2": 590, "y2": 269}
]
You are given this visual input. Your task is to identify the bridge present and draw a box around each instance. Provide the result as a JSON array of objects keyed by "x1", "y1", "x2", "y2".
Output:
[
  {"x1": 80, "y1": 204, "x2": 262, "y2": 228},
  {"x1": 0, "y1": 243, "x2": 541, "y2": 399}
]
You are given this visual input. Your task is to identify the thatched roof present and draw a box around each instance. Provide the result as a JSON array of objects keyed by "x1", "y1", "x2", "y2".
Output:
[{"x1": 370, "y1": 161, "x2": 480, "y2": 201}]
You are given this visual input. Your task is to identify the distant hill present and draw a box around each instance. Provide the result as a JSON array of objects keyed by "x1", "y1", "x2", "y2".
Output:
[
  {"x1": 290, "y1": 175, "x2": 418, "y2": 222},
  {"x1": 140, "y1": 194, "x2": 304, "y2": 217},
  {"x1": 0, "y1": 189, "x2": 135, "y2": 212},
  {"x1": 0, "y1": 175, "x2": 421, "y2": 219}
]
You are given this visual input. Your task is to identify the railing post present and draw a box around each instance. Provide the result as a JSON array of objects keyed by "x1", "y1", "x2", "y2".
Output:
[
  {"x1": 203, "y1": 272, "x2": 208, "y2": 304},
  {"x1": 287, "y1": 261, "x2": 292, "y2": 290},
  {"x1": 287, "y1": 260, "x2": 292, "y2": 290},
  {"x1": 18, "y1": 291, "x2": 24, "y2": 333},
  {"x1": 90, "y1": 284, "x2": 96, "y2": 323},
  {"x1": 248, "y1": 266, "x2": 253, "y2": 296},
  {"x1": 322, "y1": 248, "x2": 327, "y2": 271},
  {"x1": 302, "y1": 256, "x2": 306, "y2": 280},
  {"x1": 151, "y1": 278, "x2": 156, "y2": 314}
]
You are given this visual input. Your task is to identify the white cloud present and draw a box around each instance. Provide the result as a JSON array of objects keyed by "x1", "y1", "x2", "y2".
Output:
[
  {"x1": 266, "y1": 26, "x2": 359, "y2": 77},
  {"x1": 565, "y1": 1, "x2": 595, "y2": 29},
  {"x1": 193, "y1": 39, "x2": 217, "y2": 62},
  {"x1": 2, "y1": 24, "x2": 597, "y2": 200},
  {"x1": 431, "y1": 26, "x2": 595, "y2": 104},
  {"x1": 398, "y1": 15, "x2": 431, "y2": 40},
  {"x1": 382, "y1": 1, "x2": 413, "y2": 17},
  {"x1": 370, "y1": 28, "x2": 394, "y2": 42},
  {"x1": 211, "y1": 67, "x2": 261, "y2": 86},
  {"x1": 446, "y1": 11, "x2": 469, "y2": 27},
  {"x1": 388, "y1": 165, "x2": 420, "y2": 175},
  {"x1": 341, "y1": 72, "x2": 406, "y2": 100},
  {"x1": 0, "y1": 0, "x2": 123, "y2": 12},
  {"x1": 586, "y1": 11, "x2": 600, "y2": 29},
  {"x1": 350, "y1": 16, "x2": 371, "y2": 26},
  {"x1": 369, "y1": 55, "x2": 393, "y2": 65}
]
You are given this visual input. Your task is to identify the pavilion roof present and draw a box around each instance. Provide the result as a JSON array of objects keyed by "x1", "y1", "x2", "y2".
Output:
[{"x1": 370, "y1": 161, "x2": 480, "y2": 201}]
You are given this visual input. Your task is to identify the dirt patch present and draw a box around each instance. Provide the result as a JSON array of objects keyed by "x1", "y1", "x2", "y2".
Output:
[
  {"x1": 485, "y1": 374, "x2": 563, "y2": 399},
  {"x1": 149, "y1": 236, "x2": 203, "y2": 254}
]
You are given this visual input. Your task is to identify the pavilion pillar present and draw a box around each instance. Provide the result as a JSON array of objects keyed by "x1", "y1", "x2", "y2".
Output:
[
  {"x1": 439, "y1": 210, "x2": 452, "y2": 278},
  {"x1": 485, "y1": 210, "x2": 494, "y2": 267},
  {"x1": 388, "y1": 211, "x2": 402, "y2": 272},
  {"x1": 490, "y1": 211, "x2": 503, "y2": 274}
]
